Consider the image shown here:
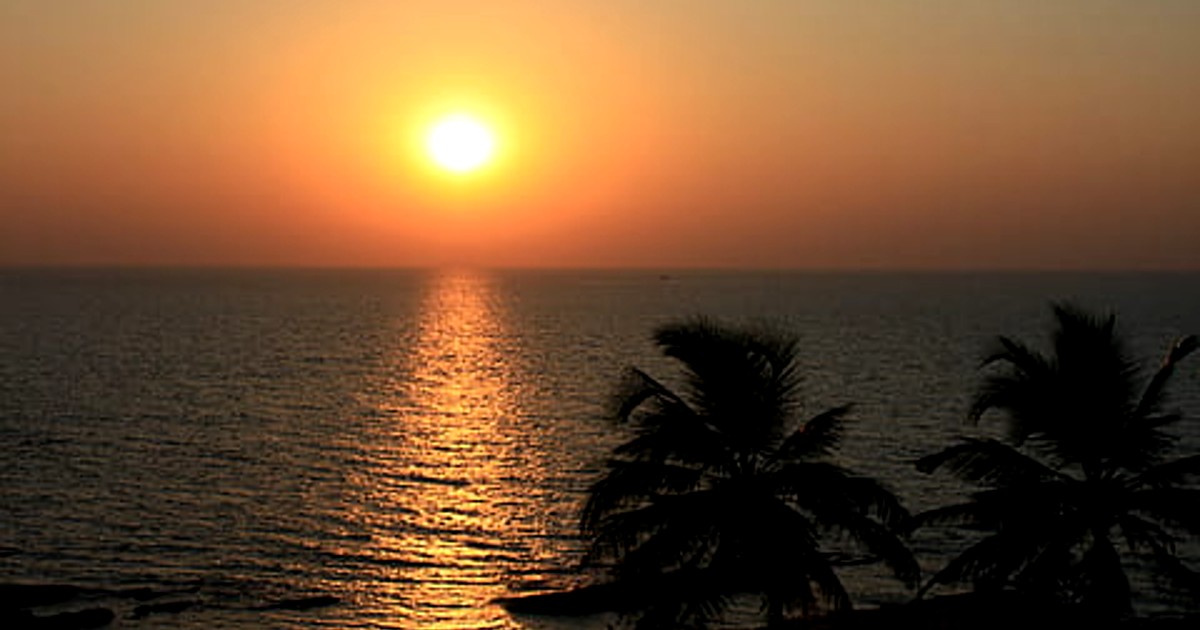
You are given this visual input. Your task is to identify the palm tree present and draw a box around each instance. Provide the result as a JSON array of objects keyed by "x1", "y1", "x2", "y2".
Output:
[
  {"x1": 580, "y1": 319, "x2": 918, "y2": 627},
  {"x1": 913, "y1": 303, "x2": 1200, "y2": 616}
]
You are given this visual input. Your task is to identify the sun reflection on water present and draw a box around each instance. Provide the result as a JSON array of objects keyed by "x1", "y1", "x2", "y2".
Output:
[{"x1": 347, "y1": 269, "x2": 565, "y2": 629}]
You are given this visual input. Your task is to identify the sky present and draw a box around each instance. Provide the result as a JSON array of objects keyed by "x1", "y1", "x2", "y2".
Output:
[{"x1": 2, "y1": 0, "x2": 1198, "y2": 269}]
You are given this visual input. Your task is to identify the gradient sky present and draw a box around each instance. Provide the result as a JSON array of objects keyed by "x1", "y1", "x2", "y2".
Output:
[{"x1": 2, "y1": 1, "x2": 1198, "y2": 269}]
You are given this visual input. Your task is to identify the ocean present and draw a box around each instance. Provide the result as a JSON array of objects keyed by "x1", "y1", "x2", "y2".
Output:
[{"x1": 2, "y1": 269, "x2": 1198, "y2": 628}]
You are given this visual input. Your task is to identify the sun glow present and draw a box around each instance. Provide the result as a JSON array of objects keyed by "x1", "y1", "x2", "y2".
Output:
[{"x1": 425, "y1": 114, "x2": 496, "y2": 173}]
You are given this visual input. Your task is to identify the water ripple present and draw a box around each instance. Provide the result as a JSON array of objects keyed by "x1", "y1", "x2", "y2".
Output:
[{"x1": 2, "y1": 269, "x2": 1198, "y2": 626}]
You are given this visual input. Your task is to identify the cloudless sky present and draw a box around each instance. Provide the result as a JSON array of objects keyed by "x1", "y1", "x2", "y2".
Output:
[{"x1": 2, "y1": 0, "x2": 1198, "y2": 269}]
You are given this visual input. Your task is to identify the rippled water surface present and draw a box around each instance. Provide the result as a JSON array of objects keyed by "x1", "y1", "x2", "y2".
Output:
[{"x1": 2, "y1": 269, "x2": 1198, "y2": 627}]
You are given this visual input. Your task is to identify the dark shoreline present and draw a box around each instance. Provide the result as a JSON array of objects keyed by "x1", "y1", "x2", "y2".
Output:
[
  {"x1": 0, "y1": 582, "x2": 340, "y2": 629},
  {"x1": 498, "y1": 585, "x2": 1200, "y2": 630}
]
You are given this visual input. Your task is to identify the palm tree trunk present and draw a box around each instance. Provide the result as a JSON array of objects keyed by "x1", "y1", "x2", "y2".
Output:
[{"x1": 765, "y1": 595, "x2": 786, "y2": 628}]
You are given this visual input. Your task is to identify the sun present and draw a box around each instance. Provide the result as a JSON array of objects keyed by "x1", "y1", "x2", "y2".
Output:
[{"x1": 425, "y1": 114, "x2": 496, "y2": 174}]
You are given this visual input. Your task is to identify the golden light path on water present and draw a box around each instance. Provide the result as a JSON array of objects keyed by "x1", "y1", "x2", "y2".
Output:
[{"x1": 344, "y1": 270, "x2": 572, "y2": 629}]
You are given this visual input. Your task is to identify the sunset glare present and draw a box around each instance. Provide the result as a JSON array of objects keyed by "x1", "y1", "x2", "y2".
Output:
[
  {"x1": 426, "y1": 115, "x2": 496, "y2": 174},
  {"x1": 1, "y1": 1, "x2": 1199, "y2": 268}
]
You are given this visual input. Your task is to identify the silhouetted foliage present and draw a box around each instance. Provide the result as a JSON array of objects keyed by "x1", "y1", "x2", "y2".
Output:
[
  {"x1": 581, "y1": 319, "x2": 918, "y2": 627},
  {"x1": 913, "y1": 304, "x2": 1200, "y2": 615}
]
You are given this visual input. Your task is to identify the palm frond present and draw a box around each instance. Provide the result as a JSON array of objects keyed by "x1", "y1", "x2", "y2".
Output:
[
  {"x1": 921, "y1": 527, "x2": 1057, "y2": 596},
  {"x1": 1133, "y1": 454, "x2": 1200, "y2": 489},
  {"x1": 612, "y1": 413, "x2": 727, "y2": 466},
  {"x1": 612, "y1": 367, "x2": 688, "y2": 422},
  {"x1": 1064, "y1": 535, "x2": 1131, "y2": 614},
  {"x1": 969, "y1": 371, "x2": 1054, "y2": 447},
  {"x1": 621, "y1": 570, "x2": 739, "y2": 630},
  {"x1": 1129, "y1": 488, "x2": 1200, "y2": 535},
  {"x1": 1100, "y1": 424, "x2": 1179, "y2": 475},
  {"x1": 834, "y1": 475, "x2": 912, "y2": 529},
  {"x1": 1050, "y1": 303, "x2": 1120, "y2": 368},
  {"x1": 582, "y1": 318, "x2": 916, "y2": 625},
  {"x1": 909, "y1": 501, "x2": 994, "y2": 532},
  {"x1": 654, "y1": 319, "x2": 803, "y2": 441},
  {"x1": 919, "y1": 303, "x2": 1198, "y2": 613},
  {"x1": 1147, "y1": 548, "x2": 1200, "y2": 601},
  {"x1": 979, "y1": 335, "x2": 1050, "y2": 373},
  {"x1": 584, "y1": 492, "x2": 718, "y2": 573},
  {"x1": 776, "y1": 404, "x2": 852, "y2": 460},
  {"x1": 581, "y1": 459, "x2": 704, "y2": 533},
  {"x1": 726, "y1": 538, "x2": 836, "y2": 619},
  {"x1": 971, "y1": 304, "x2": 1165, "y2": 472},
  {"x1": 1115, "y1": 513, "x2": 1177, "y2": 555},
  {"x1": 827, "y1": 507, "x2": 921, "y2": 588},
  {"x1": 911, "y1": 482, "x2": 1070, "y2": 533},
  {"x1": 812, "y1": 561, "x2": 855, "y2": 614},
  {"x1": 972, "y1": 335, "x2": 1052, "y2": 435},
  {"x1": 771, "y1": 460, "x2": 909, "y2": 528},
  {"x1": 1134, "y1": 334, "x2": 1197, "y2": 421},
  {"x1": 915, "y1": 437, "x2": 1068, "y2": 486}
]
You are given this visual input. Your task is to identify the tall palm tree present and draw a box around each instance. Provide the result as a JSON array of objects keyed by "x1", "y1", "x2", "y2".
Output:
[
  {"x1": 581, "y1": 319, "x2": 918, "y2": 627},
  {"x1": 913, "y1": 303, "x2": 1200, "y2": 615}
]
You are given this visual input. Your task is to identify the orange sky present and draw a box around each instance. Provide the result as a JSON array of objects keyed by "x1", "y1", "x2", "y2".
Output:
[{"x1": 2, "y1": 1, "x2": 1198, "y2": 269}]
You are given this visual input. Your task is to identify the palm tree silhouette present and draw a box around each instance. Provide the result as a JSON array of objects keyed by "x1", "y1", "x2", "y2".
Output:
[
  {"x1": 913, "y1": 304, "x2": 1200, "y2": 616},
  {"x1": 581, "y1": 319, "x2": 918, "y2": 627}
]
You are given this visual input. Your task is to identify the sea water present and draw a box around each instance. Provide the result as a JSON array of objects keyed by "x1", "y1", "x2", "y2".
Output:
[{"x1": 2, "y1": 269, "x2": 1198, "y2": 627}]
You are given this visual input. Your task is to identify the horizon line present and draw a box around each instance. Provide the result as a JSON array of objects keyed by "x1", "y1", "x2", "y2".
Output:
[{"x1": 3, "y1": 264, "x2": 1199, "y2": 274}]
